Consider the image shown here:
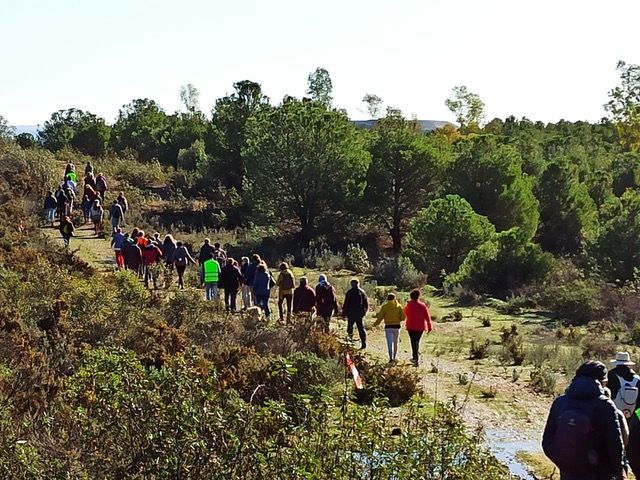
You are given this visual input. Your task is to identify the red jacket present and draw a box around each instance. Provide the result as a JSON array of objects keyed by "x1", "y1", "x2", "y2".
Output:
[
  {"x1": 142, "y1": 245, "x2": 163, "y2": 266},
  {"x1": 404, "y1": 300, "x2": 432, "y2": 332}
]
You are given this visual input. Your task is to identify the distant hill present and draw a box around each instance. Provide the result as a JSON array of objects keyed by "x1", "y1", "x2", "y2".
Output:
[
  {"x1": 14, "y1": 125, "x2": 40, "y2": 137},
  {"x1": 353, "y1": 119, "x2": 455, "y2": 132}
]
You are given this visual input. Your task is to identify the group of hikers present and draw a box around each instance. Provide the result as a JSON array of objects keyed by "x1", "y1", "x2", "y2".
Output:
[
  {"x1": 543, "y1": 352, "x2": 640, "y2": 479},
  {"x1": 44, "y1": 161, "x2": 128, "y2": 244},
  {"x1": 109, "y1": 231, "x2": 434, "y2": 366}
]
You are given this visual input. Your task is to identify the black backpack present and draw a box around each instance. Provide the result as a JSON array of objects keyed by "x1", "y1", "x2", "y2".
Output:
[{"x1": 549, "y1": 397, "x2": 599, "y2": 474}]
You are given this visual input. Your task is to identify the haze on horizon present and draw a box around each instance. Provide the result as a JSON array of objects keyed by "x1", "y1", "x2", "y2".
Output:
[{"x1": 1, "y1": 0, "x2": 639, "y2": 127}]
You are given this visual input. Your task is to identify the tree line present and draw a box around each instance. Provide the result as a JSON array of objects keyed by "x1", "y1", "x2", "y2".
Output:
[{"x1": 2, "y1": 62, "x2": 640, "y2": 299}]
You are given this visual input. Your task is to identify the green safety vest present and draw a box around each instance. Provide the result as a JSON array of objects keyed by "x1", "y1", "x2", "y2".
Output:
[
  {"x1": 203, "y1": 259, "x2": 220, "y2": 283},
  {"x1": 66, "y1": 171, "x2": 77, "y2": 183}
]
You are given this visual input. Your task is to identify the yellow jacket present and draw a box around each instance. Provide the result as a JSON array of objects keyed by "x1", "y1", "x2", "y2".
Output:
[{"x1": 374, "y1": 299, "x2": 405, "y2": 327}]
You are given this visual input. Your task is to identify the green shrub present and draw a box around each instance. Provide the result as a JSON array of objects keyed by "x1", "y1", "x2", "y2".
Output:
[
  {"x1": 372, "y1": 256, "x2": 426, "y2": 289},
  {"x1": 445, "y1": 228, "x2": 553, "y2": 298},
  {"x1": 541, "y1": 278, "x2": 601, "y2": 325},
  {"x1": 529, "y1": 367, "x2": 557, "y2": 395},
  {"x1": 500, "y1": 325, "x2": 525, "y2": 366},
  {"x1": 469, "y1": 339, "x2": 491, "y2": 360},
  {"x1": 344, "y1": 243, "x2": 370, "y2": 273}
]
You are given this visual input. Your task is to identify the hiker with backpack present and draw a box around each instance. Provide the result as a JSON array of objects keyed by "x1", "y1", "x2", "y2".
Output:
[
  {"x1": 373, "y1": 293, "x2": 406, "y2": 364},
  {"x1": 173, "y1": 241, "x2": 196, "y2": 290},
  {"x1": 543, "y1": 360, "x2": 626, "y2": 480},
  {"x1": 58, "y1": 216, "x2": 75, "y2": 248},
  {"x1": 316, "y1": 274, "x2": 339, "y2": 333},
  {"x1": 80, "y1": 195, "x2": 91, "y2": 224},
  {"x1": 293, "y1": 277, "x2": 316, "y2": 315},
  {"x1": 89, "y1": 199, "x2": 104, "y2": 236},
  {"x1": 342, "y1": 279, "x2": 369, "y2": 350},
  {"x1": 220, "y1": 257, "x2": 243, "y2": 312},
  {"x1": 122, "y1": 235, "x2": 143, "y2": 276},
  {"x1": 276, "y1": 262, "x2": 296, "y2": 323},
  {"x1": 608, "y1": 352, "x2": 640, "y2": 420},
  {"x1": 404, "y1": 289, "x2": 432, "y2": 367},
  {"x1": 56, "y1": 188, "x2": 69, "y2": 222},
  {"x1": 109, "y1": 200, "x2": 124, "y2": 233}
]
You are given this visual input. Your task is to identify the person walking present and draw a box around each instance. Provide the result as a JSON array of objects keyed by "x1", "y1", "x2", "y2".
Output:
[
  {"x1": 109, "y1": 200, "x2": 124, "y2": 233},
  {"x1": 95, "y1": 173, "x2": 108, "y2": 200},
  {"x1": 315, "y1": 274, "x2": 339, "y2": 333},
  {"x1": 89, "y1": 198, "x2": 104, "y2": 236},
  {"x1": 56, "y1": 187, "x2": 69, "y2": 221},
  {"x1": 43, "y1": 191, "x2": 57, "y2": 227},
  {"x1": 58, "y1": 216, "x2": 75, "y2": 248},
  {"x1": 342, "y1": 279, "x2": 369, "y2": 349},
  {"x1": 198, "y1": 238, "x2": 216, "y2": 265},
  {"x1": 373, "y1": 293, "x2": 406, "y2": 364},
  {"x1": 608, "y1": 352, "x2": 640, "y2": 420},
  {"x1": 122, "y1": 236, "x2": 143, "y2": 277},
  {"x1": 245, "y1": 254, "x2": 261, "y2": 304},
  {"x1": 84, "y1": 161, "x2": 93, "y2": 176},
  {"x1": 276, "y1": 262, "x2": 296, "y2": 323},
  {"x1": 111, "y1": 227, "x2": 127, "y2": 269},
  {"x1": 117, "y1": 192, "x2": 128, "y2": 224},
  {"x1": 252, "y1": 264, "x2": 273, "y2": 319},
  {"x1": 142, "y1": 240, "x2": 163, "y2": 289},
  {"x1": 293, "y1": 277, "x2": 316, "y2": 315},
  {"x1": 404, "y1": 289, "x2": 432, "y2": 367},
  {"x1": 63, "y1": 185, "x2": 75, "y2": 216},
  {"x1": 84, "y1": 172, "x2": 97, "y2": 191},
  {"x1": 64, "y1": 161, "x2": 75, "y2": 177},
  {"x1": 220, "y1": 258, "x2": 243, "y2": 312},
  {"x1": 80, "y1": 194, "x2": 92, "y2": 224},
  {"x1": 173, "y1": 241, "x2": 196, "y2": 289},
  {"x1": 543, "y1": 360, "x2": 626, "y2": 480},
  {"x1": 213, "y1": 242, "x2": 227, "y2": 260},
  {"x1": 240, "y1": 257, "x2": 253, "y2": 309},
  {"x1": 202, "y1": 252, "x2": 221, "y2": 301}
]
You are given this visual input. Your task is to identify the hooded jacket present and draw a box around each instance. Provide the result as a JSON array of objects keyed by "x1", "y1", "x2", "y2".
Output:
[
  {"x1": 374, "y1": 299, "x2": 405, "y2": 328},
  {"x1": 252, "y1": 270, "x2": 273, "y2": 296},
  {"x1": 316, "y1": 283, "x2": 338, "y2": 317},
  {"x1": 542, "y1": 375, "x2": 625, "y2": 480}
]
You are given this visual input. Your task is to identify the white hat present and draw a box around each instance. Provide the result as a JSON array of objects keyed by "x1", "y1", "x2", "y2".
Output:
[{"x1": 610, "y1": 352, "x2": 635, "y2": 366}]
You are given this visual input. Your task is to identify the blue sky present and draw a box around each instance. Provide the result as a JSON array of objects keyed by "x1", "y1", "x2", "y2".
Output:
[{"x1": 1, "y1": 0, "x2": 639, "y2": 126}]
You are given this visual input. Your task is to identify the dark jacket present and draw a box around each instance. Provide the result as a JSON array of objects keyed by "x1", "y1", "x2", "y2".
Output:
[
  {"x1": 542, "y1": 375, "x2": 625, "y2": 480},
  {"x1": 316, "y1": 283, "x2": 338, "y2": 317},
  {"x1": 162, "y1": 243, "x2": 177, "y2": 264},
  {"x1": 123, "y1": 242, "x2": 143, "y2": 271},
  {"x1": 221, "y1": 264, "x2": 243, "y2": 291},
  {"x1": 44, "y1": 195, "x2": 57, "y2": 209},
  {"x1": 293, "y1": 285, "x2": 316, "y2": 313},
  {"x1": 627, "y1": 411, "x2": 640, "y2": 478},
  {"x1": 343, "y1": 287, "x2": 369, "y2": 319},
  {"x1": 198, "y1": 244, "x2": 216, "y2": 264}
]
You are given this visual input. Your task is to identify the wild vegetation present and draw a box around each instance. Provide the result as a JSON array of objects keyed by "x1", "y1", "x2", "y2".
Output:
[{"x1": 2, "y1": 60, "x2": 640, "y2": 478}]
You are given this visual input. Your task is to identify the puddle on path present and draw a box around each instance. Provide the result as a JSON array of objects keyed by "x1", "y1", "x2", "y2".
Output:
[{"x1": 483, "y1": 428, "x2": 540, "y2": 480}]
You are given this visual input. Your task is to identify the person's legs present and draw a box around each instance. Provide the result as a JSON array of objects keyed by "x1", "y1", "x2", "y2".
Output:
[
  {"x1": 204, "y1": 283, "x2": 212, "y2": 301},
  {"x1": 115, "y1": 250, "x2": 124, "y2": 269},
  {"x1": 355, "y1": 316, "x2": 366, "y2": 348},
  {"x1": 285, "y1": 293, "x2": 293, "y2": 322},
  {"x1": 229, "y1": 290, "x2": 238, "y2": 312},
  {"x1": 391, "y1": 328, "x2": 400, "y2": 362},
  {"x1": 320, "y1": 314, "x2": 331, "y2": 333},
  {"x1": 46, "y1": 208, "x2": 55, "y2": 225},
  {"x1": 224, "y1": 289, "x2": 232, "y2": 311},
  {"x1": 144, "y1": 266, "x2": 150, "y2": 287},
  {"x1": 347, "y1": 317, "x2": 355, "y2": 339},
  {"x1": 278, "y1": 294, "x2": 285, "y2": 321},
  {"x1": 385, "y1": 329, "x2": 395, "y2": 362},
  {"x1": 242, "y1": 285, "x2": 251, "y2": 309},
  {"x1": 176, "y1": 265, "x2": 186, "y2": 289},
  {"x1": 408, "y1": 330, "x2": 423, "y2": 365}
]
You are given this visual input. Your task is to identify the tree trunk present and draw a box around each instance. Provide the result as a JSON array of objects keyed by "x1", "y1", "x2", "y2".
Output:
[{"x1": 390, "y1": 223, "x2": 402, "y2": 253}]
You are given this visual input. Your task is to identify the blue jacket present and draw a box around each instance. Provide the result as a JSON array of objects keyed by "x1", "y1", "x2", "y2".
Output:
[{"x1": 252, "y1": 271, "x2": 272, "y2": 296}]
